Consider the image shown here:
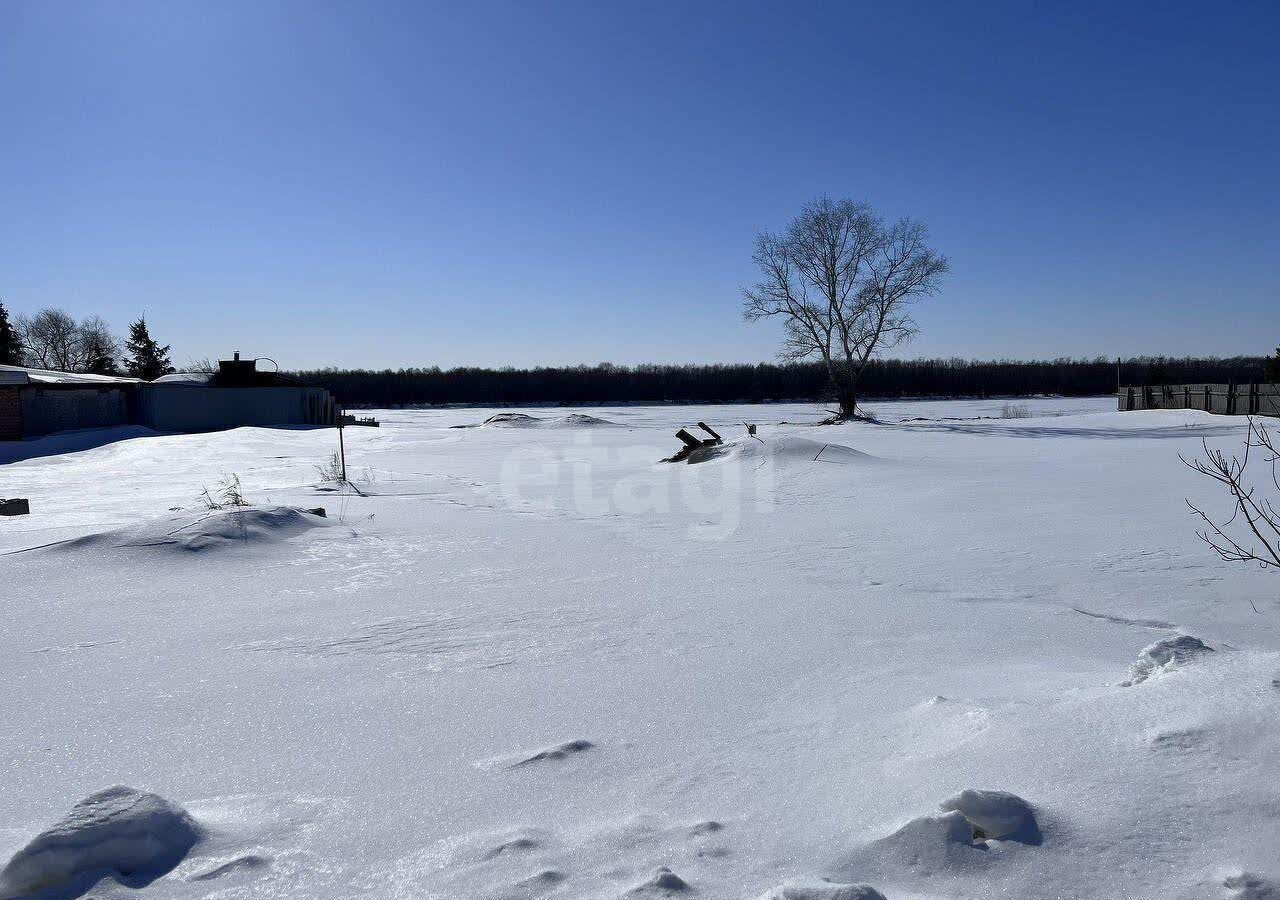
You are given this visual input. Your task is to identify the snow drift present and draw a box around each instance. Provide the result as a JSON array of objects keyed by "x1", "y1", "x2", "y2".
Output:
[
  {"x1": 0, "y1": 786, "x2": 200, "y2": 899},
  {"x1": 454, "y1": 412, "x2": 619, "y2": 428},
  {"x1": 35, "y1": 506, "x2": 329, "y2": 555},
  {"x1": 1123, "y1": 635, "x2": 1215, "y2": 686},
  {"x1": 756, "y1": 882, "x2": 887, "y2": 900},
  {"x1": 682, "y1": 436, "x2": 875, "y2": 466}
]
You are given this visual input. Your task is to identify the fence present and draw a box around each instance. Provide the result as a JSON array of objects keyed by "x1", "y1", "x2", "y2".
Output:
[{"x1": 1119, "y1": 383, "x2": 1280, "y2": 417}]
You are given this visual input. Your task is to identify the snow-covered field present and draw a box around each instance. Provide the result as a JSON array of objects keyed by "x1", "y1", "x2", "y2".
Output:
[{"x1": 2, "y1": 397, "x2": 1278, "y2": 900}]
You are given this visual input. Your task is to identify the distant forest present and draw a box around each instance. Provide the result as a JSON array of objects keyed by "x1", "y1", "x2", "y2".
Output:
[{"x1": 292, "y1": 356, "x2": 1271, "y2": 408}]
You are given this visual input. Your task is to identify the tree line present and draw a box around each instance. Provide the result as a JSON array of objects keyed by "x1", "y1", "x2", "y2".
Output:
[
  {"x1": 0, "y1": 301, "x2": 175, "y2": 380},
  {"x1": 5, "y1": 299, "x2": 1274, "y2": 405},
  {"x1": 292, "y1": 356, "x2": 1273, "y2": 408}
]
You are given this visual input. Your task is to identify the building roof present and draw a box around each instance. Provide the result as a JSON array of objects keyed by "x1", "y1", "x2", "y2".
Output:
[
  {"x1": 151, "y1": 372, "x2": 214, "y2": 385},
  {"x1": 0, "y1": 364, "x2": 142, "y2": 386}
]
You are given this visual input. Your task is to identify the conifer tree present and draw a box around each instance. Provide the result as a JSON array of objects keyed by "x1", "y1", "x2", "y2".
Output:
[
  {"x1": 123, "y1": 316, "x2": 174, "y2": 381},
  {"x1": 82, "y1": 340, "x2": 119, "y2": 375},
  {"x1": 0, "y1": 300, "x2": 18, "y2": 365}
]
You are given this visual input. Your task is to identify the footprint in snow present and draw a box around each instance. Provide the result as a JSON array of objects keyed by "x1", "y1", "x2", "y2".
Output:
[{"x1": 1147, "y1": 727, "x2": 1209, "y2": 752}]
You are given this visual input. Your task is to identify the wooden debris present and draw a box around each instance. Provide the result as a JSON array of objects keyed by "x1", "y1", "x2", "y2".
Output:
[
  {"x1": 665, "y1": 424, "x2": 724, "y2": 463},
  {"x1": 675, "y1": 429, "x2": 703, "y2": 450},
  {"x1": 306, "y1": 507, "x2": 327, "y2": 518},
  {"x1": 0, "y1": 498, "x2": 31, "y2": 516}
]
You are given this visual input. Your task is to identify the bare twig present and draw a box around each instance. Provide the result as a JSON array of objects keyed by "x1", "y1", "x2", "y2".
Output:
[{"x1": 1182, "y1": 418, "x2": 1280, "y2": 584}]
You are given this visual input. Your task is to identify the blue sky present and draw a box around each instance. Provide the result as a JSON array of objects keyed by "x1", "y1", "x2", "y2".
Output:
[{"x1": 2, "y1": 1, "x2": 1277, "y2": 369}]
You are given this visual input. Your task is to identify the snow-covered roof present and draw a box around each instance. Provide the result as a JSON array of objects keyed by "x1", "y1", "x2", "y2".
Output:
[
  {"x1": 151, "y1": 372, "x2": 214, "y2": 385},
  {"x1": 0, "y1": 364, "x2": 141, "y2": 386}
]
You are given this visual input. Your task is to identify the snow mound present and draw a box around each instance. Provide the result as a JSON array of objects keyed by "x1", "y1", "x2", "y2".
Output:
[
  {"x1": 939, "y1": 789, "x2": 1041, "y2": 843},
  {"x1": 49, "y1": 506, "x2": 328, "y2": 555},
  {"x1": 555, "y1": 413, "x2": 618, "y2": 427},
  {"x1": 482, "y1": 413, "x2": 544, "y2": 427},
  {"x1": 861, "y1": 810, "x2": 986, "y2": 873},
  {"x1": 0, "y1": 786, "x2": 201, "y2": 899},
  {"x1": 684, "y1": 436, "x2": 874, "y2": 466},
  {"x1": 756, "y1": 882, "x2": 887, "y2": 900},
  {"x1": 512, "y1": 739, "x2": 594, "y2": 767},
  {"x1": 455, "y1": 412, "x2": 618, "y2": 429},
  {"x1": 628, "y1": 867, "x2": 690, "y2": 893},
  {"x1": 1123, "y1": 635, "x2": 1215, "y2": 686}
]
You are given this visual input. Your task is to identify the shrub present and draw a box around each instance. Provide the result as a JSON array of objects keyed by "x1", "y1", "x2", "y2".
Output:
[{"x1": 199, "y1": 473, "x2": 248, "y2": 510}]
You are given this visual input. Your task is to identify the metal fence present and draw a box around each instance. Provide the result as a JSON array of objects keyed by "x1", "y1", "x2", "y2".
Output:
[{"x1": 1119, "y1": 383, "x2": 1280, "y2": 417}]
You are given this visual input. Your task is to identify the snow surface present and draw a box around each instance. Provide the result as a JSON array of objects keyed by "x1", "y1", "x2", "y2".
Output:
[{"x1": 2, "y1": 397, "x2": 1279, "y2": 899}]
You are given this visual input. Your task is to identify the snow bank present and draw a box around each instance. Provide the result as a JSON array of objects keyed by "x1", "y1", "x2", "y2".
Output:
[
  {"x1": 0, "y1": 786, "x2": 200, "y2": 899},
  {"x1": 1123, "y1": 635, "x2": 1215, "y2": 686},
  {"x1": 0, "y1": 426, "x2": 157, "y2": 465},
  {"x1": 43, "y1": 506, "x2": 329, "y2": 555}
]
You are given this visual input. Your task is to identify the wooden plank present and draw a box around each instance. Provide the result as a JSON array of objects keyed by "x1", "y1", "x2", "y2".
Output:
[
  {"x1": 675, "y1": 428, "x2": 702, "y2": 449},
  {"x1": 696, "y1": 422, "x2": 722, "y2": 442}
]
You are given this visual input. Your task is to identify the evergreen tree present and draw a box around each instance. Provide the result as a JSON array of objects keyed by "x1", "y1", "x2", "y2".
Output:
[
  {"x1": 82, "y1": 340, "x2": 119, "y2": 375},
  {"x1": 123, "y1": 316, "x2": 174, "y2": 380},
  {"x1": 0, "y1": 300, "x2": 18, "y2": 365},
  {"x1": 1266, "y1": 347, "x2": 1280, "y2": 383}
]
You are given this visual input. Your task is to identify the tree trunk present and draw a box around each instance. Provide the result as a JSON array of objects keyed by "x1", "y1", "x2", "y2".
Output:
[{"x1": 837, "y1": 386, "x2": 857, "y2": 419}]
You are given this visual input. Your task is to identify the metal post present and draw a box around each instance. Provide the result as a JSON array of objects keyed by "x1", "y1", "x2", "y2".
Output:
[{"x1": 337, "y1": 420, "x2": 347, "y2": 482}]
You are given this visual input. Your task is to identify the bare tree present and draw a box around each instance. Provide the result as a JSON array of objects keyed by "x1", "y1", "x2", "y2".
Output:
[
  {"x1": 15, "y1": 308, "x2": 121, "y2": 373},
  {"x1": 1182, "y1": 418, "x2": 1280, "y2": 581},
  {"x1": 78, "y1": 315, "x2": 123, "y2": 374},
  {"x1": 743, "y1": 197, "x2": 949, "y2": 419},
  {"x1": 742, "y1": 195, "x2": 952, "y2": 419},
  {"x1": 16, "y1": 309, "x2": 79, "y2": 370}
]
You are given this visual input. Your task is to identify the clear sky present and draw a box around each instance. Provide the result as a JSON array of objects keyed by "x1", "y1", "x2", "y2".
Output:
[{"x1": 2, "y1": 1, "x2": 1277, "y2": 370}]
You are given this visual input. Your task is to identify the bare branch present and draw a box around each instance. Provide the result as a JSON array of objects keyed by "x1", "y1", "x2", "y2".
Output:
[{"x1": 1183, "y1": 417, "x2": 1280, "y2": 574}]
